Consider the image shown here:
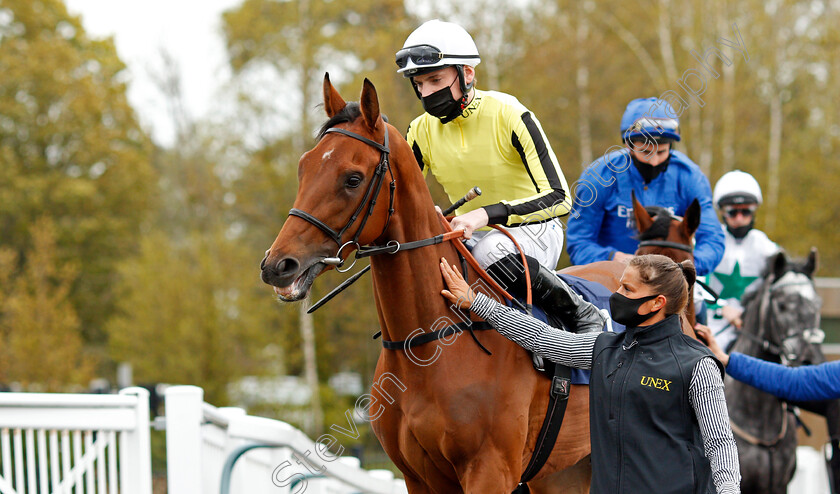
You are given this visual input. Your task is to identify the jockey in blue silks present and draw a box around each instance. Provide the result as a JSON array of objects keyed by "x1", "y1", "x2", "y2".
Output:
[{"x1": 566, "y1": 97, "x2": 725, "y2": 276}]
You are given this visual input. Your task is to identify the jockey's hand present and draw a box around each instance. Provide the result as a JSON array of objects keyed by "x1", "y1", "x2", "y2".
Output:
[
  {"x1": 612, "y1": 252, "x2": 634, "y2": 264},
  {"x1": 440, "y1": 258, "x2": 476, "y2": 310},
  {"x1": 449, "y1": 208, "x2": 489, "y2": 239},
  {"x1": 694, "y1": 323, "x2": 730, "y2": 366},
  {"x1": 721, "y1": 305, "x2": 743, "y2": 329}
]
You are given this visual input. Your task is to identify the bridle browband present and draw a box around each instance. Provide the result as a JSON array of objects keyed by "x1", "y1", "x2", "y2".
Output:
[
  {"x1": 636, "y1": 239, "x2": 693, "y2": 253},
  {"x1": 287, "y1": 126, "x2": 396, "y2": 272}
]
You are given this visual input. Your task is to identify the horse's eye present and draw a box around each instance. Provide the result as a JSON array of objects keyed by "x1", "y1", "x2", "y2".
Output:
[{"x1": 345, "y1": 175, "x2": 363, "y2": 188}]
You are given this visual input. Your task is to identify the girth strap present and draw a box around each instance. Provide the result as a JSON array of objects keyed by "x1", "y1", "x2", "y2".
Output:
[{"x1": 517, "y1": 361, "x2": 573, "y2": 488}]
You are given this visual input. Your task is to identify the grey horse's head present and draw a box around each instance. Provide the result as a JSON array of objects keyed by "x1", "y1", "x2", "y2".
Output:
[{"x1": 749, "y1": 249, "x2": 823, "y2": 366}]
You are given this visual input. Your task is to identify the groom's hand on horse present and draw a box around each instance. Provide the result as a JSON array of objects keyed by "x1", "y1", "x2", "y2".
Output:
[
  {"x1": 449, "y1": 208, "x2": 488, "y2": 239},
  {"x1": 694, "y1": 323, "x2": 730, "y2": 366},
  {"x1": 439, "y1": 258, "x2": 477, "y2": 310},
  {"x1": 721, "y1": 305, "x2": 744, "y2": 329}
]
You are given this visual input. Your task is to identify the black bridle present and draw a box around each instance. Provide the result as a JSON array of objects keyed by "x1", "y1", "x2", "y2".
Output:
[
  {"x1": 636, "y1": 239, "x2": 693, "y2": 253},
  {"x1": 287, "y1": 127, "x2": 396, "y2": 273}
]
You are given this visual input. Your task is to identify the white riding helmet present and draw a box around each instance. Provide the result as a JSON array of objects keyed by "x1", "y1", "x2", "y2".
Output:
[
  {"x1": 713, "y1": 170, "x2": 763, "y2": 207},
  {"x1": 395, "y1": 19, "x2": 480, "y2": 77}
]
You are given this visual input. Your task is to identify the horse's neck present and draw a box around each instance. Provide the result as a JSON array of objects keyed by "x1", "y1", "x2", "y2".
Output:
[{"x1": 369, "y1": 181, "x2": 468, "y2": 344}]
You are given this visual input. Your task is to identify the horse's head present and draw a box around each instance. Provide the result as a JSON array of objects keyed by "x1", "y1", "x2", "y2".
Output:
[
  {"x1": 749, "y1": 248, "x2": 824, "y2": 366},
  {"x1": 631, "y1": 191, "x2": 699, "y2": 264},
  {"x1": 260, "y1": 74, "x2": 397, "y2": 301}
]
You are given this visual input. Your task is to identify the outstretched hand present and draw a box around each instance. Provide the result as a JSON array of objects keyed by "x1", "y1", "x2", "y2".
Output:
[
  {"x1": 694, "y1": 323, "x2": 730, "y2": 366},
  {"x1": 439, "y1": 257, "x2": 476, "y2": 310}
]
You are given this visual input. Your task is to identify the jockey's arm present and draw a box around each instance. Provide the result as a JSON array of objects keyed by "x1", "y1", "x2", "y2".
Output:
[{"x1": 566, "y1": 168, "x2": 625, "y2": 264}]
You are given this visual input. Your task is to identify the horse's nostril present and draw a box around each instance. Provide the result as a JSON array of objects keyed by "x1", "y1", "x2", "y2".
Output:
[
  {"x1": 260, "y1": 255, "x2": 267, "y2": 270},
  {"x1": 275, "y1": 257, "x2": 300, "y2": 276}
]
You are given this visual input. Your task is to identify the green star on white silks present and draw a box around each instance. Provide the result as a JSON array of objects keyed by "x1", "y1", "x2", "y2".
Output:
[{"x1": 713, "y1": 261, "x2": 758, "y2": 301}]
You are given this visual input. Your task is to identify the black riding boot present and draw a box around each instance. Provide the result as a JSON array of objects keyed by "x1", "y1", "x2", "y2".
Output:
[{"x1": 485, "y1": 254, "x2": 606, "y2": 334}]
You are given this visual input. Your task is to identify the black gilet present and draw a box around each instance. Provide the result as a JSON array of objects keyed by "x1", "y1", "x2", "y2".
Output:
[{"x1": 589, "y1": 314, "x2": 724, "y2": 494}]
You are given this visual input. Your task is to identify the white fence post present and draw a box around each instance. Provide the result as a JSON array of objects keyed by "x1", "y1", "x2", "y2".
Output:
[
  {"x1": 119, "y1": 386, "x2": 152, "y2": 494},
  {"x1": 166, "y1": 385, "x2": 205, "y2": 494}
]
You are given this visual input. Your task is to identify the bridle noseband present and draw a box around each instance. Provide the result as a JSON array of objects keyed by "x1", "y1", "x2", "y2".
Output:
[{"x1": 287, "y1": 126, "x2": 396, "y2": 272}]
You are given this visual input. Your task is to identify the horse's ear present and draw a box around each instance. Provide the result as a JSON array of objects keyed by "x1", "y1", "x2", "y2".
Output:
[
  {"x1": 804, "y1": 247, "x2": 818, "y2": 277},
  {"x1": 632, "y1": 191, "x2": 654, "y2": 233},
  {"x1": 681, "y1": 199, "x2": 701, "y2": 239},
  {"x1": 359, "y1": 78, "x2": 382, "y2": 132},
  {"x1": 772, "y1": 251, "x2": 788, "y2": 280},
  {"x1": 323, "y1": 72, "x2": 347, "y2": 118}
]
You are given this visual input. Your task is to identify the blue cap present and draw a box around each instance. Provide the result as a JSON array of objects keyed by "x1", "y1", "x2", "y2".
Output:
[{"x1": 620, "y1": 97, "x2": 681, "y2": 142}]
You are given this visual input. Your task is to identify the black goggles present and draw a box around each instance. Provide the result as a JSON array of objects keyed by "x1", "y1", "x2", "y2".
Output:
[
  {"x1": 723, "y1": 205, "x2": 756, "y2": 218},
  {"x1": 395, "y1": 45, "x2": 472, "y2": 69}
]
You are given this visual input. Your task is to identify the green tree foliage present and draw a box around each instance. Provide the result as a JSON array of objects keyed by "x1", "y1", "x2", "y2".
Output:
[
  {"x1": 456, "y1": 0, "x2": 840, "y2": 272},
  {"x1": 106, "y1": 229, "x2": 281, "y2": 405},
  {"x1": 0, "y1": 219, "x2": 93, "y2": 390},
  {"x1": 0, "y1": 0, "x2": 156, "y2": 346},
  {"x1": 106, "y1": 117, "x2": 290, "y2": 405}
]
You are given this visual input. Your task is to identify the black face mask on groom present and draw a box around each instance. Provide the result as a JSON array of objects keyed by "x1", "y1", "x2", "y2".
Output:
[
  {"x1": 421, "y1": 77, "x2": 465, "y2": 124},
  {"x1": 608, "y1": 292, "x2": 662, "y2": 327}
]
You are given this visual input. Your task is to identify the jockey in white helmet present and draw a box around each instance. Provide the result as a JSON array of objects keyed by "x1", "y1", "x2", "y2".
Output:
[
  {"x1": 706, "y1": 170, "x2": 779, "y2": 350},
  {"x1": 397, "y1": 20, "x2": 605, "y2": 334}
]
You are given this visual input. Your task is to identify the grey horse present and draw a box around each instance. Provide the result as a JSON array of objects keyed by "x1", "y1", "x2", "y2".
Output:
[{"x1": 725, "y1": 249, "x2": 823, "y2": 493}]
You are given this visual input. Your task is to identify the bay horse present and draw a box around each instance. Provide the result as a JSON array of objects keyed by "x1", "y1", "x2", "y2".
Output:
[
  {"x1": 726, "y1": 249, "x2": 825, "y2": 493},
  {"x1": 261, "y1": 75, "x2": 605, "y2": 493}
]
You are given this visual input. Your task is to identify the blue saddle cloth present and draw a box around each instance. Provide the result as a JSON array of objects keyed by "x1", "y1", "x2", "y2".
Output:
[{"x1": 509, "y1": 274, "x2": 625, "y2": 385}]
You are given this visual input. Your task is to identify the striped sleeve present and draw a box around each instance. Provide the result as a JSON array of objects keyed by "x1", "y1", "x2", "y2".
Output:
[
  {"x1": 689, "y1": 357, "x2": 741, "y2": 493},
  {"x1": 489, "y1": 110, "x2": 570, "y2": 225},
  {"x1": 470, "y1": 293, "x2": 597, "y2": 369}
]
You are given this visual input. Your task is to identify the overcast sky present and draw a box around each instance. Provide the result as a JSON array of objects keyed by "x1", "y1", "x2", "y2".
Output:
[{"x1": 65, "y1": 0, "x2": 243, "y2": 147}]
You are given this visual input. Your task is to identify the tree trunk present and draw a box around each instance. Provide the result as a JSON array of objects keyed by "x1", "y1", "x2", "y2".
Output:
[
  {"x1": 575, "y1": 6, "x2": 593, "y2": 168},
  {"x1": 299, "y1": 297, "x2": 323, "y2": 435},
  {"x1": 765, "y1": 91, "x2": 782, "y2": 234},
  {"x1": 296, "y1": 0, "x2": 323, "y2": 437},
  {"x1": 719, "y1": 0, "x2": 735, "y2": 173}
]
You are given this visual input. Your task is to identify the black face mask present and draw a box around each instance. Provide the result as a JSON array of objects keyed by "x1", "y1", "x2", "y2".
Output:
[
  {"x1": 630, "y1": 153, "x2": 670, "y2": 184},
  {"x1": 609, "y1": 292, "x2": 662, "y2": 327},
  {"x1": 421, "y1": 78, "x2": 464, "y2": 123},
  {"x1": 726, "y1": 220, "x2": 754, "y2": 239}
]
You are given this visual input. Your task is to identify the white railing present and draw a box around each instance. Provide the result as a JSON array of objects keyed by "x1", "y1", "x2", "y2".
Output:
[
  {"x1": 164, "y1": 385, "x2": 407, "y2": 494},
  {"x1": 0, "y1": 387, "x2": 152, "y2": 494}
]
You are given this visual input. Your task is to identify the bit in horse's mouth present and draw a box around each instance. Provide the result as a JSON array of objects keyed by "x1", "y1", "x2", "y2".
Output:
[{"x1": 273, "y1": 262, "x2": 325, "y2": 302}]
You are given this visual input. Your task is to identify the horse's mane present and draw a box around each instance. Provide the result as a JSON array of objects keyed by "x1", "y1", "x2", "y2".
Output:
[{"x1": 637, "y1": 206, "x2": 673, "y2": 240}]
